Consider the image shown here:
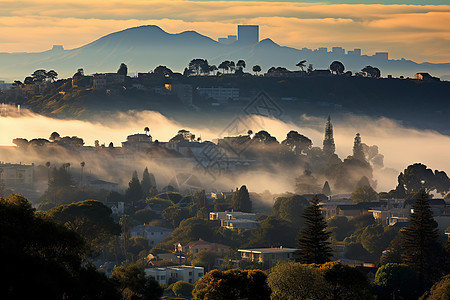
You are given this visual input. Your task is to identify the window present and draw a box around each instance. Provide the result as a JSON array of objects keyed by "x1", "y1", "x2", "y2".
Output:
[
  {"x1": 189, "y1": 272, "x2": 192, "y2": 276},
  {"x1": 161, "y1": 276, "x2": 165, "y2": 280}
]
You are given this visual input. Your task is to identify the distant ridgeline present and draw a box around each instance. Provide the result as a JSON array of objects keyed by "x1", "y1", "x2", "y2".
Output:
[
  {"x1": 0, "y1": 25, "x2": 450, "y2": 82},
  {"x1": 1, "y1": 63, "x2": 449, "y2": 135}
]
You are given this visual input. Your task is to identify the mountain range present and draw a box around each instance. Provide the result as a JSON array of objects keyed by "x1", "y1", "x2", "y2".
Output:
[{"x1": 1, "y1": 25, "x2": 450, "y2": 82}]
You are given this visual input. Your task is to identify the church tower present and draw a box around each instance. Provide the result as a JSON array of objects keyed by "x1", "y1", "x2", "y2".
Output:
[{"x1": 323, "y1": 115, "x2": 335, "y2": 156}]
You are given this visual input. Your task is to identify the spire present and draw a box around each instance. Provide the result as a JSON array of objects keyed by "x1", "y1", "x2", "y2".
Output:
[{"x1": 323, "y1": 115, "x2": 335, "y2": 156}]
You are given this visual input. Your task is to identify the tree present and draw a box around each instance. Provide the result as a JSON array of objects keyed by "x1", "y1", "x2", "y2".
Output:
[
  {"x1": 281, "y1": 130, "x2": 312, "y2": 155},
  {"x1": 31, "y1": 69, "x2": 48, "y2": 82},
  {"x1": 111, "y1": 263, "x2": 163, "y2": 300},
  {"x1": 47, "y1": 69, "x2": 58, "y2": 82},
  {"x1": 171, "y1": 280, "x2": 194, "y2": 297},
  {"x1": 252, "y1": 65, "x2": 261, "y2": 75},
  {"x1": 402, "y1": 190, "x2": 445, "y2": 291},
  {"x1": 1, "y1": 194, "x2": 119, "y2": 299},
  {"x1": 49, "y1": 131, "x2": 61, "y2": 142},
  {"x1": 351, "y1": 185, "x2": 378, "y2": 203},
  {"x1": 320, "y1": 261, "x2": 372, "y2": 300},
  {"x1": 218, "y1": 61, "x2": 230, "y2": 73},
  {"x1": 192, "y1": 249, "x2": 217, "y2": 271},
  {"x1": 117, "y1": 63, "x2": 128, "y2": 76},
  {"x1": 192, "y1": 269, "x2": 271, "y2": 300},
  {"x1": 153, "y1": 65, "x2": 173, "y2": 76},
  {"x1": 134, "y1": 209, "x2": 156, "y2": 225},
  {"x1": 141, "y1": 167, "x2": 152, "y2": 198},
  {"x1": 296, "y1": 60, "x2": 307, "y2": 71},
  {"x1": 329, "y1": 61, "x2": 345, "y2": 75},
  {"x1": 272, "y1": 194, "x2": 309, "y2": 227},
  {"x1": 421, "y1": 275, "x2": 450, "y2": 300},
  {"x1": 362, "y1": 65, "x2": 381, "y2": 78},
  {"x1": 236, "y1": 59, "x2": 246, "y2": 71},
  {"x1": 189, "y1": 58, "x2": 209, "y2": 76},
  {"x1": 374, "y1": 263, "x2": 418, "y2": 299},
  {"x1": 268, "y1": 262, "x2": 327, "y2": 300},
  {"x1": 353, "y1": 133, "x2": 366, "y2": 162},
  {"x1": 295, "y1": 196, "x2": 332, "y2": 264},
  {"x1": 231, "y1": 185, "x2": 252, "y2": 212},
  {"x1": 125, "y1": 171, "x2": 143, "y2": 204},
  {"x1": 144, "y1": 127, "x2": 149, "y2": 135}
]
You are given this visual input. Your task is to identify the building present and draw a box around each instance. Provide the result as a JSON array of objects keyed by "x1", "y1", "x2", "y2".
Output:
[
  {"x1": 238, "y1": 25, "x2": 259, "y2": 44},
  {"x1": 121, "y1": 133, "x2": 153, "y2": 151},
  {"x1": 414, "y1": 73, "x2": 440, "y2": 82},
  {"x1": 348, "y1": 48, "x2": 361, "y2": 56},
  {"x1": 373, "y1": 52, "x2": 389, "y2": 61},
  {"x1": 197, "y1": 87, "x2": 239, "y2": 103},
  {"x1": 145, "y1": 265, "x2": 204, "y2": 285},
  {"x1": 131, "y1": 224, "x2": 173, "y2": 247},
  {"x1": 332, "y1": 47, "x2": 345, "y2": 55},
  {"x1": 0, "y1": 162, "x2": 34, "y2": 189},
  {"x1": 174, "y1": 239, "x2": 230, "y2": 259},
  {"x1": 92, "y1": 73, "x2": 125, "y2": 89},
  {"x1": 238, "y1": 247, "x2": 297, "y2": 268},
  {"x1": 165, "y1": 84, "x2": 193, "y2": 105},
  {"x1": 218, "y1": 35, "x2": 237, "y2": 44},
  {"x1": 221, "y1": 218, "x2": 260, "y2": 230},
  {"x1": 87, "y1": 179, "x2": 119, "y2": 191}
]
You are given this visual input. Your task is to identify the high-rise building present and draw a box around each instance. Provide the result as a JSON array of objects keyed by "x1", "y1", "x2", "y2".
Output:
[
  {"x1": 238, "y1": 25, "x2": 259, "y2": 44},
  {"x1": 323, "y1": 116, "x2": 335, "y2": 156}
]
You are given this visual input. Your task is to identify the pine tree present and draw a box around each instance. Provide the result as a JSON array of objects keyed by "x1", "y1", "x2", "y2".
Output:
[
  {"x1": 352, "y1": 133, "x2": 366, "y2": 162},
  {"x1": 141, "y1": 167, "x2": 152, "y2": 198},
  {"x1": 232, "y1": 185, "x2": 252, "y2": 212},
  {"x1": 125, "y1": 171, "x2": 143, "y2": 204},
  {"x1": 295, "y1": 196, "x2": 332, "y2": 264},
  {"x1": 323, "y1": 115, "x2": 335, "y2": 156},
  {"x1": 402, "y1": 189, "x2": 444, "y2": 290},
  {"x1": 322, "y1": 181, "x2": 331, "y2": 197}
]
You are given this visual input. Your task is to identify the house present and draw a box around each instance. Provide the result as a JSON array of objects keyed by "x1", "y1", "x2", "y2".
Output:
[
  {"x1": 87, "y1": 179, "x2": 119, "y2": 191},
  {"x1": 130, "y1": 225, "x2": 173, "y2": 247},
  {"x1": 174, "y1": 239, "x2": 230, "y2": 259},
  {"x1": 0, "y1": 162, "x2": 34, "y2": 189},
  {"x1": 238, "y1": 247, "x2": 297, "y2": 268},
  {"x1": 210, "y1": 211, "x2": 260, "y2": 230},
  {"x1": 336, "y1": 204, "x2": 367, "y2": 218},
  {"x1": 121, "y1": 133, "x2": 154, "y2": 152},
  {"x1": 145, "y1": 265, "x2": 204, "y2": 285},
  {"x1": 92, "y1": 73, "x2": 125, "y2": 89},
  {"x1": 197, "y1": 87, "x2": 239, "y2": 103},
  {"x1": 414, "y1": 73, "x2": 440, "y2": 82},
  {"x1": 221, "y1": 218, "x2": 260, "y2": 230}
]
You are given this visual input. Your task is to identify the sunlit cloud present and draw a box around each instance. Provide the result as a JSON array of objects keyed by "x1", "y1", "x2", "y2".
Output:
[{"x1": 0, "y1": 1, "x2": 449, "y2": 62}]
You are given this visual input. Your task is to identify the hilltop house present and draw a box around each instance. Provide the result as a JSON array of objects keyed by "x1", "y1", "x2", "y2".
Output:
[
  {"x1": 238, "y1": 247, "x2": 297, "y2": 268},
  {"x1": 174, "y1": 239, "x2": 230, "y2": 259},
  {"x1": 145, "y1": 265, "x2": 204, "y2": 285},
  {"x1": 131, "y1": 224, "x2": 173, "y2": 247}
]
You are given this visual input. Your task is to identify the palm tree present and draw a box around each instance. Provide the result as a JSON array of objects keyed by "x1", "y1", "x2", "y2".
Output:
[
  {"x1": 296, "y1": 60, "x2": 307, "y2": 71},
  {"x1": 144, "y1": 127, "x2": 150, "y2": 135}
]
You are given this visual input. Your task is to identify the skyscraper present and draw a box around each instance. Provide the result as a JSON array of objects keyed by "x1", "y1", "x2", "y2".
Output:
[
  {"x1": 323, "y1": 116, "x2": 335, "y2": 156},
  {"x1": 238, "y1": 25, "x2": 259, "y2": 44}
]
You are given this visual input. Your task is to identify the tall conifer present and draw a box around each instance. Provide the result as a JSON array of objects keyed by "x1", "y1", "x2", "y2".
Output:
[
  {"x1": 402, "y1": 189, "x2": 444, "y2": 290},
  {"x1": 295, "y1": 196, "x2": 332, "y2": 264}
]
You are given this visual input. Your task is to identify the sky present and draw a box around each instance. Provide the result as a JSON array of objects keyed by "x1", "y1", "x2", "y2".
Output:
[{"x1": 0, "y1": 0, "x2": 449, "y2": 63}]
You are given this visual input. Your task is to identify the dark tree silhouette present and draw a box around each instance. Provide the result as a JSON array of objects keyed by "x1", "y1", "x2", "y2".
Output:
[
  {"x1": 296, "y1": 60, "x2": 307, "y2": 71},
  {"x1": 295, "y1": 196, "x2": 332, "y2": 264},
  {"x1": 232, "y1": 185, "x2": 252, "y2": 212},
  {"x1": 252, "y1": 65, "x2": 261, "y2": 75},
  {"x1": 402, "y1": 190, "x2": 445, "y2": 291},
  {"x1": 117, "y1": 63, "x2": 128, "y2": 76},
  {"x1": 330, "y1": 61, "x2": 345, "y2": 74}
]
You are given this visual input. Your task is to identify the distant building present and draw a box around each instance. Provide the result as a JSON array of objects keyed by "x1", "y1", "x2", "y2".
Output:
[
  {"x1": 145, "y1": 265, "x2": 204, "y2": 285},
  {"x1": 238, "y1": 247, "x2": 297, "y2": 268},
  {"x1": 238, "y1": 25, "x2": 259, "y2": 44},
  {"x1": 92, "y1": 73, "x2": 125, "y2": 89},
  {"x1": 174, "y1": 238, "x2": 230, "y2": 259},
  {"x1": 121, "y1": 133, "x2": 153, "y2": 151},
  {"x1": 414, "y1": 73, "x2": 440, "y2": 82},
  {"x1": 348, "y1": 48, "x2": 362, "y2": 56},
  {"x1": 210, "y1": 211, "x2": 260, "y2": 230},
  {"x1": 373, "y1": 52, "x2": 389, "y2": 61},
  {"x1": 316, "y1": 47, "x2": 328, "y2": 54},
  {"x1": 87, "y1": 179, "x2": 119, "y2": 191},
  {"x1": 0, "y1": 162, "x2": 34, "y2": 189},
  {"x1": 51, "y1": 45, "x2": 64, "y2": 52},
  {"x1": 332, "y1": 47, "x2": 345, "y2": 55},
  {"x1": 197, "y1": 87, "x2": 239, "y2": 103},
  {"x1": 131, "y1": 224, "x2": 173, "y2": 247},
  {"x1": 218, "y1": 35, "x2": 237, "y2": 44}
]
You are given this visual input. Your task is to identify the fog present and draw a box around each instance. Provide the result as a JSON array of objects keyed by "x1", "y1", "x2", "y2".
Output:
[{"x1": 1, "y1": 106, "x2": 450, "y2": 195}]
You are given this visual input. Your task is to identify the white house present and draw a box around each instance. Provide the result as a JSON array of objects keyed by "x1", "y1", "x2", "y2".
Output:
[
  {"x1": 130, "y1": 224, "x2": 173, "y2": 247},
  {"x1": 145, "y1": 265, "x2": 204, "y2": 285}
]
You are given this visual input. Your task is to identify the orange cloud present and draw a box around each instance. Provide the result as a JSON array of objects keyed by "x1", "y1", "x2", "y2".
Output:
[{"x1": 0, "y1": 1, "x2": 449, "y2": 62}]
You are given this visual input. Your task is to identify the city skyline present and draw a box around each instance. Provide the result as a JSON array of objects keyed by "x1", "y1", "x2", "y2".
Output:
[{"x1": 0, "y1": 0, "x2": 450, "y2": 63}]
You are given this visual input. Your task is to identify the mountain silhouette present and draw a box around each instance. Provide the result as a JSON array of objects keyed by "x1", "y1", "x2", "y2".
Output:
[{"x1": 1, "y1": 25, "x2": 449, "y2": 81}]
